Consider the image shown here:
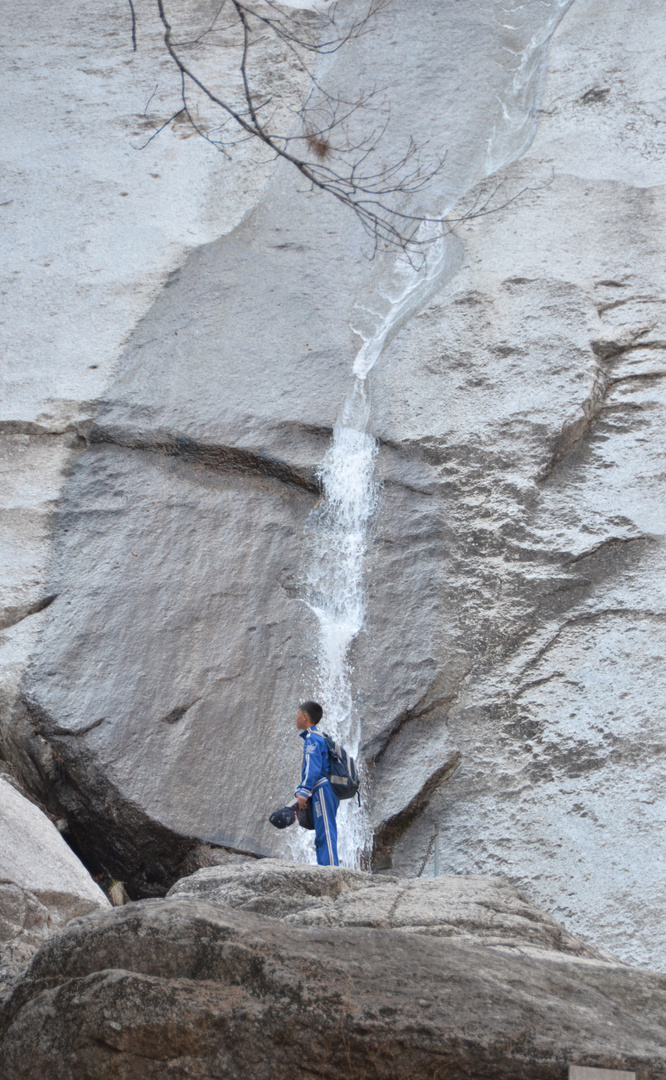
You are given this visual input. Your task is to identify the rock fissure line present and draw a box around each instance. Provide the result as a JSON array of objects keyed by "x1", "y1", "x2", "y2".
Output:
[
  {"x1": 592, "y1": 334, "x2": 663, "y2": 362},
  {"x1": 537, "y1": 360, "x2": 610, "y2": 482},
  {"x1": 89, "y1": 427, "x2": 321, "y2": 494},
  {"x1": 0, "y1": 419, "x2": 94, "y2": 440},
  {"x1": 372, "y1": 753, "x2": 462, "y2": 871},
  {"x1": 596, "y1": 295, "x2": 666, "y2": 315},
  {"x1": 509, "y1": 607, "x2": 666, "y2": 691},
  {"x1": 538, "y1": 315, "x2": 666, "y2": 484},
  {"x1": 47, "y1": 716, "x2": 108, "y2": 739},
  {"x1": 513, "y1": 670, "x2": 564, "y2": 696},
  {"x1": 565, "y1": 535, "x2": 650, "y2": 565},
  {"x1": 368, "y1": 690, "x2": 464, "y2": 769},
  {"x1": 161, "y1": 701, "x2": 201, "y2": 726},
  {"x1": 609, "y1": 370, "x2": 666, "y2": 388}
]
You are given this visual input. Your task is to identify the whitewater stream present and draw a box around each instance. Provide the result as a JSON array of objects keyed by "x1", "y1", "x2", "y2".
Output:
[{"x1": 287, "y1": 0, "x2": 574, "y2": 868}]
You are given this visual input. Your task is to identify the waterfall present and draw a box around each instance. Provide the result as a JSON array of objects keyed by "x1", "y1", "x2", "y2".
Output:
[
  {"x1": 287, "y1": 0, "x2": 574, "y2": 869},
  {"x1": 290, "y1": 232, "x2": 456, "y2": 870},
  {"x1": 285, "y1": 385, "x2": 378, "y2": 867},
  {"x1": 302, "y1": 382, "x2": 378, "y2": 867}
]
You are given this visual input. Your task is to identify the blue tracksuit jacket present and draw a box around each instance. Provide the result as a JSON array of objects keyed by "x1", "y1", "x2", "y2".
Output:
[{"x1": 295, "y1": 727, "x2": 339, "y2": 866}]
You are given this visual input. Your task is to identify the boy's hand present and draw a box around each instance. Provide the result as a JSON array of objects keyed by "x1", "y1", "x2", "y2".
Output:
[{"x1": 297, "y1": 795, "x2": 308, "y2": 809}]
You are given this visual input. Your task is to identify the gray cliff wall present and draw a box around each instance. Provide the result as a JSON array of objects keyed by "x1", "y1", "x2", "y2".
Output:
[
  {"x1": 381, "y1": 0, "x2": 666, "y2": 970},
  {"x1": 1, "y1": 0, "x2": 665, "y2": 971}
]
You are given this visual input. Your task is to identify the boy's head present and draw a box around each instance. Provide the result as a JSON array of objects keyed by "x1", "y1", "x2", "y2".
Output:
[{"x1": 296, "y1": 700, "x2": 323, "y2": 729}]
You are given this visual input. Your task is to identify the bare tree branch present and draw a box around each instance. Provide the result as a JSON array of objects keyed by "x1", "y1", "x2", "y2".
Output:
[{"x1": 136, "y1": 1, "x2": 548, "y2": 260}]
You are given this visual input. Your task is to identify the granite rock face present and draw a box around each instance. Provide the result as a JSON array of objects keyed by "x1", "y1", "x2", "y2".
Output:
[
  {"x1": 0, "y1": 0, "x2": 290, "y2": 634},
  {"x1": 3, "y1": 0, "x2": 571, "y2": 891},
  {"x1": 0, "y1": 775, "x2": 109, "y2": 994},
  {"x1": 379, "y1": 0, "x2": 666, "y2": 970},
  {"x1": 2, "y1": 0, "x2": 666, "y2": 979},
  {"x1": 0, "y1": 864, "x2": 664, "y2": 1080},
  {"x1": 0, "y1": 0, "x2": 304, "y2": 883}
]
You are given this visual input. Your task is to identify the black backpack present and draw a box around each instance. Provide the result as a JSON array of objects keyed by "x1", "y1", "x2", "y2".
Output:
[
  {"x1": 322, "y1": 732, "x2": 360, "y2": 802},
  {"x1": 297, "y1": 801, "x2": 315, "y2": 830}
]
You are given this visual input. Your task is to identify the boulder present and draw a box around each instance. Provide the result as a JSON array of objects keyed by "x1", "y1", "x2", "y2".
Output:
[
  {"x1": 167, "y1": 858, "x2": 605, "y2": 957},
  {"x1": 0, "y1": 775, "x2": 109, "y2": 995},
  {"x1": 1, "y1": 864, "x2": 664, "y2": 1079},
  {"x1": 0, "y1": 0, "x2": 290, "y2": 830}
]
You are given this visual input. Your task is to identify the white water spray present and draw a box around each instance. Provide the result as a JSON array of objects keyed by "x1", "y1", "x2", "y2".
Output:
[
  {"x1": 302, "y1": 383, "x2": 378, "y2": 867},
  {"x1": 292, "y1": 235, "x2": 454, "y2": 869},
  {"x1": 285, "y1": 382, "x2": 378, "y2": 866}
]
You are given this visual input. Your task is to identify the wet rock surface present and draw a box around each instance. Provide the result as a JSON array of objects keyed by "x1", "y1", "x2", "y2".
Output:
[{"x1": 1, "y1": 863, "x2": 664, "y2": 1080}]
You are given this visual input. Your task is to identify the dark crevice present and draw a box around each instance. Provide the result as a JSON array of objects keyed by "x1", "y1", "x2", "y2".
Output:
[
  {"x1": 89, "y1": 424, "x2": 322, "y2": 494},
  {"x1": 49, "y1": 715, "x2": 108, "y2": 738},
  {"x1": 162, "y1": 700, "x2": 200, "y2": 725},
  {"x1": 0, "y1": 418, "x2": 95, "y2": 440},
  {"x1": 595, "y1": 295, "x2": 665, "y2": 315},
  {"x1": 363, "y1": 694, "x2": 453, "y2": 768},
  {"x1": 6, "y1": 695, "x2": 267, "y2": 899},
  {"x1": 565, "y1": 535, "x2": 650, "y2": 565},
  {"x1": 580, "y1": 86, "x2": 611, "y2": 104},
  {"x1": 591, "y1": 337, "x2": 666, "y2": 362},
  {"x1": 371, "y1": 752, "x2": 462, "y2": 871},
  {"x1": 537, "y1": 362, "x2": 609, "y2": 483},
  {"x1": 610, "y1": 370, "x2": 666, "y2": 386},
  {"x1": 0, "y1": 595, "x2": 57, "y2": 632},
  {"x1": 538, "y1": 339, "x2": 666, "y2": 484},
  {"x1": 512, "y1": 608, "x2": 666, "y2": 687},
  {"x1": 90, "y1": 422, "x2": 439, "y2": 497}
]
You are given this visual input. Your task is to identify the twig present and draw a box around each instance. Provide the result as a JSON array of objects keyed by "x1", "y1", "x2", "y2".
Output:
[{"x1": 128, "y1": 0, "x2": 137, "y2": 52}]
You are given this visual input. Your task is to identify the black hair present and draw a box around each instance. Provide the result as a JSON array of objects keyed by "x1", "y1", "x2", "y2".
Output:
[{"x1": 299, "y1": 700, "x2": 323, "y2": 725}]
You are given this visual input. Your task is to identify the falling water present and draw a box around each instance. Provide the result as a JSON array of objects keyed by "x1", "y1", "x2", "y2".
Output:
[
  {"x1": 308, "y1": 383, "x2": 376, "y2": 746},
  {"x1": 302, "y1": 383, "x2": 378, "y2": 867},
  {"x1": 287, "y1": 0, "x2": 574, "y2": 868},
  {"x1": 292, "y1": 231, "x2": 455, "y2": 869}
]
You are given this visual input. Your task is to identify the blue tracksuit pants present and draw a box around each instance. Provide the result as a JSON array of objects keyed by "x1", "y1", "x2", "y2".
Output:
[{"x1": 313, "y1": 780, "x2": 339, "y2": 866}]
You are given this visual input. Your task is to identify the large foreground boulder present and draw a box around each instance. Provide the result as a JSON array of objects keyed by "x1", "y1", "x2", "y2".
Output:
[
  {"x1": 1, "y1": 863, "x2": 665, "y2": 1079},
  {"x1": 0, "y1": 775, "x2": 109, "y2": 994}
]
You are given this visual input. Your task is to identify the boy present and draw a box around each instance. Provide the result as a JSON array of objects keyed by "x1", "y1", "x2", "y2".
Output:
[{"x1": 295, "y1": 700, "x2": 339, "y2": 866}]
